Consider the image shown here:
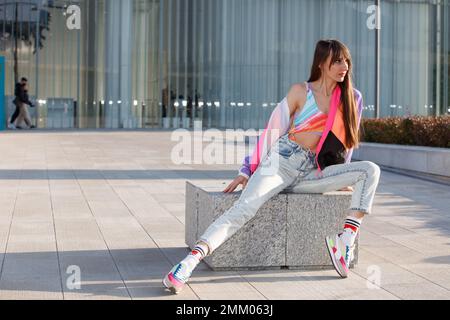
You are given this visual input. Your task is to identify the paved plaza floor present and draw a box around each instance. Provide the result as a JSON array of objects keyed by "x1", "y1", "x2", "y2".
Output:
[{"x1": 0, "y1": 130, "x2": 449, "y2": 300}]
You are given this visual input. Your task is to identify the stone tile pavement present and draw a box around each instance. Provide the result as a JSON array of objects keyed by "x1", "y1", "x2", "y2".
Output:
[{"x1": 0, "y1": 130, "x2": 449, "y2": 300}]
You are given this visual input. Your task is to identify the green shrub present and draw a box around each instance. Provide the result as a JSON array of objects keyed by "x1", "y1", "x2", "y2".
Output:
[{"x1": 360, "y1": 115, "x2": 450, "y2": 148}]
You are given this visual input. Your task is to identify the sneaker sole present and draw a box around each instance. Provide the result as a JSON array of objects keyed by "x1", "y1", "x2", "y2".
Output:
[
  {"x1": 325, "y1": 236, "x2": 348, "y2": 279},
  {"x1": 162, "y1": 274, "x2": 183, "y2": 294}
]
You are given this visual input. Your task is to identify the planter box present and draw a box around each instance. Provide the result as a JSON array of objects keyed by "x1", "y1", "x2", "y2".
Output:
[{"x1": 352, "y1": 142, "x2": 450, "y2": 177}]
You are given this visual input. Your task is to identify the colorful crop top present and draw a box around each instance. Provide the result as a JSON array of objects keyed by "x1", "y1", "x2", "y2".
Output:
[
  {"x1": 238, "y1": 84, "x2": 364, "y2": 180},
  {"x1": 288, "y1": 82, "x2": 328, "y2": 137}
]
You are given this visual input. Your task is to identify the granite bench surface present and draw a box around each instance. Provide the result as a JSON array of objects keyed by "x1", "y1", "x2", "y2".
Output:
[{"x1": 185, "y1": 181, "x2": 358, "y2": 271}]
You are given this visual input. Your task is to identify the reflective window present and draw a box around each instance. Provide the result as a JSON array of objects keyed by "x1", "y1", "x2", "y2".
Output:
[{"x1": 1, "y1": 0, "x2": 449, "y2": 129}]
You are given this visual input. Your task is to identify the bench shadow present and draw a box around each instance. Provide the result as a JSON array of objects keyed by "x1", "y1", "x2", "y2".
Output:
[
  {"x1": 0, "y1": 247, "x2": 348, "y2": 299},
  {"x1": 422, "y1": 255, "x2": 450, "y2": 265}
]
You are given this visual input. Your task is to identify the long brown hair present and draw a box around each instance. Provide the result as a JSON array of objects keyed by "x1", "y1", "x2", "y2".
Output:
[{"x1": 307, "y1": 39, "x2": 359, "y2": 149}]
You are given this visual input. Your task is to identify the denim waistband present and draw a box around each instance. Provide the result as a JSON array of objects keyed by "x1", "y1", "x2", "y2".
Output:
[{"x1": 280, "y1": 134, "x2": 316, "y2": 159}]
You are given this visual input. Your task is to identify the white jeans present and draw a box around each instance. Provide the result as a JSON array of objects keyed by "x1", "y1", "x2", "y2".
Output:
[{"x1": 199, "y1": 134, "x2": 381, "y2": 253}]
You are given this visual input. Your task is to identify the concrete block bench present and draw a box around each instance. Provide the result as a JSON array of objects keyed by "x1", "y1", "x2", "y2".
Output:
[{"x1": 185, "y1": 181, "x2": 358, "y2": 271}]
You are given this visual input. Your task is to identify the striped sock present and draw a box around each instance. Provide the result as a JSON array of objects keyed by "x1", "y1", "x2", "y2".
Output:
[
  {"x1": 339, "y1": 216, "x2": 362, "y2": 248},
  {"x1": 180, "y1": 243, "x2": 209, "y2": 272},
  {"x1": 190, "y1": 243, "x2": 209, "y2": 261}
]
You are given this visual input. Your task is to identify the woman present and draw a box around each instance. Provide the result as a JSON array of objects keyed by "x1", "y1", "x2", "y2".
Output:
[{"x1": 163, "y1": 39, "x2": 381, "y2": 294}]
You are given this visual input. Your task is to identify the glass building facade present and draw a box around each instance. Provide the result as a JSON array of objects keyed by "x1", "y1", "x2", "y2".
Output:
[{"x1": 1, "y1": 0, "x2": 449, "y2": 129}]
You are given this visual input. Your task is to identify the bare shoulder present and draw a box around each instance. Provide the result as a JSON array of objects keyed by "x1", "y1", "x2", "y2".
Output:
[
  {"x1": 287, "y1": 82, "x2": 307, "y2": 115},
  {"x1": 289, "y1": 82, "x2": 307, "y2": 96}
]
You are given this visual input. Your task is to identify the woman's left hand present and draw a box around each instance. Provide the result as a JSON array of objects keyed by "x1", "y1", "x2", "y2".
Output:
[{"x1": 338, "y1": 186, "x2": 353, "y2": 191}]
